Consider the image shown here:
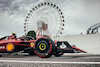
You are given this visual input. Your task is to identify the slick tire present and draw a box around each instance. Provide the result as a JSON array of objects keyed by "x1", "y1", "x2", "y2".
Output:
[{"x1": 34, "y1": 37, "x2": 55, "y2": 58}]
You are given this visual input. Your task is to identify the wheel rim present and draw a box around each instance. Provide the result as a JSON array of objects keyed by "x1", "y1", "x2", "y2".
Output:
[
  {"x1": 35, "y1": 40, "x2": 50, "y2": 55},
  {"x1": 39, "y1": 43, "x2": 46, "y2": 51}
]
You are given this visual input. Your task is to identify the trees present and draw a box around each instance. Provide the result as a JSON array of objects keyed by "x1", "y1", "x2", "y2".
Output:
[{"x1": 26, "y1": 31, "x2": 36, "y2": 40}]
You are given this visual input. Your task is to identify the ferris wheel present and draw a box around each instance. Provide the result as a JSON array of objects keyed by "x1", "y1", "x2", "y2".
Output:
[{"x1": 24, "y1": 2, "x2": 65, "y2": 37}]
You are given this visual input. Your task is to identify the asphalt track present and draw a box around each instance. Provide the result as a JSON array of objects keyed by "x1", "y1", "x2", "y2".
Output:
[{"x1": 0, "y1": 53, "x2": 100, "y2": 67}]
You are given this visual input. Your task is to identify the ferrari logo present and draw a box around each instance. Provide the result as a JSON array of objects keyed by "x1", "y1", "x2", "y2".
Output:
[{"x1": 30, "y1": 42, "x2": 34, "y2": 47}]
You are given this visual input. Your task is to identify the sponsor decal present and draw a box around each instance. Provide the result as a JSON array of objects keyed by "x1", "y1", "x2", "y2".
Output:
[
  {"x1": 0, "y1": 46, "x2": 5, "y2": 49},
  {"x1": 6, "y1": 43, "x2": 14, "y2": 52}
]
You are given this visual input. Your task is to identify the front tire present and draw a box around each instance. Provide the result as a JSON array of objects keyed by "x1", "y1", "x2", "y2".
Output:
[{"x1": 34, "y1": 37, "x2": 55, "y2": 58}]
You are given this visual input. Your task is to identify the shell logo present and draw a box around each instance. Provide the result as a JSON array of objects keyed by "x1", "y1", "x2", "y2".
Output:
[{"x1": 6, "y1": 43, "x2": 14, "y2": 52}]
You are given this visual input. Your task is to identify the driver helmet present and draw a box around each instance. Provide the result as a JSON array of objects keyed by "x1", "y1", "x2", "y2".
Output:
[{"x1": 12, "y1": 33, "x2": 16, "y2": 35}]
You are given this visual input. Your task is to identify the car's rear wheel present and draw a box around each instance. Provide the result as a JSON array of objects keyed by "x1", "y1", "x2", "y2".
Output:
[{"x1": 34, "y1": 37, "x2": 55, "y2": 58}]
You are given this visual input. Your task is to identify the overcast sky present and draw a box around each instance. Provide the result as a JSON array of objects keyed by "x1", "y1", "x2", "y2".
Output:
[{"x1": 0, "y1": 0, "x2": 100, "y2": 37}]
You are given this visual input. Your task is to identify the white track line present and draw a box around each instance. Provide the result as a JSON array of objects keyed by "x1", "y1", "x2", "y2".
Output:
[{"x1": 0, "y1": 60, "x2": 100, "y2": 64}]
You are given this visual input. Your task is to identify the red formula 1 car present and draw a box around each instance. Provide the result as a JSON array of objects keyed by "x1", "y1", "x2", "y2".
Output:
[{"x1": 0, "y1": 35, "x2": 86, "y2": 58}]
